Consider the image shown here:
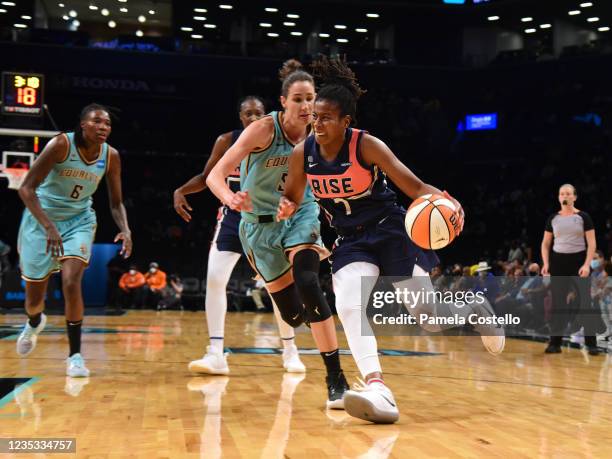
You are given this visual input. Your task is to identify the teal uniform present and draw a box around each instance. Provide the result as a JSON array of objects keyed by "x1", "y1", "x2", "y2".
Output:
[
  {"x1": 239, "y1": 111, "x2": 326, "y2": 284},
  {"x1": 18, "y1": 132, "x2": 109, "y2": 281}
]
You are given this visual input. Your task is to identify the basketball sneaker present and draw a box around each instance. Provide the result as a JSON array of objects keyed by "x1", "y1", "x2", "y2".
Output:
[
  {"x1": 480, "y1": 327, "x2": 505, "y2": 355},
  {"x1": 66, "y1": 353, "x2": 90, "y2": 378},
  {"x1": 326, "y1": 371, "x2": 349, "y2": 409},
  {"x1": 188, "y1": 346, "x2": 230, "y2": 375},
  {"x1": 472, "y1": 299, "x2": 505, "y2": 355},
  {"x1": 343, "y1": 379, "x2": 399, "y2": 424},
  {"x1": 282, "y1": 344, "x2": 306, "y2": 373},
  {"x1": 16, "y1": 313, "x2": 47, "y2": 357}
]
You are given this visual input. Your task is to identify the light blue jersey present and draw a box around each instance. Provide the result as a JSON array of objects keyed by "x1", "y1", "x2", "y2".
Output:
[
  {"x1": 237, "y1": 112, "x2": 328, "y2": 287},
  {"x1": 240, "y1": 111, "x2": 314, "y2": 216},
  {"x1": 18, "y1": 132, "x2": 109, "y2": 281},
  {"x1": 37, "y1": 132, "x2": 109, "y2": 220}
]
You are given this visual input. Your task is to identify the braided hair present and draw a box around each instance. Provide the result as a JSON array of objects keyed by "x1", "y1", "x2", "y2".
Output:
[
  {"x1": 311, "y1": 56, "x2": 366, "y2": 124},
  {"x1": 278, "y1": 59, "x2": 314, "y2": 97}
]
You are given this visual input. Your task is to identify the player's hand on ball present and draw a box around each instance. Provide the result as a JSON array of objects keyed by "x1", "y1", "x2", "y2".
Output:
[
  {"x1": 115, "y1": 231, "x2": 133, "y2": 258},
  {"x1": 443, "y1": 190, "x2": 465, "y2": 235},
  {"x1": 229, "y1": 191, "x2": 253, "y2": 212},
  {"x1": 277, "y1": 196, "x2": 297, "y2": 221},
  {"x1": 173, "y1": 190, "x2": 193, "y2": 222},
  {"x1": 45, "y1": 224, "x2": 64, "y2": 257}
]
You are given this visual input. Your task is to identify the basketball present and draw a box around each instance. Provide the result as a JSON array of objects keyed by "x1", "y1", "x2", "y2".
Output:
[{"x1": 405, "y1": 193, "x2": 458, "y2": 250}]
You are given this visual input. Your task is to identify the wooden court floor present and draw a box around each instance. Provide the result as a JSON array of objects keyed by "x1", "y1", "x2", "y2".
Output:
[{"x1": 1, "y1": 310, "x2": 611, "y2": 458}]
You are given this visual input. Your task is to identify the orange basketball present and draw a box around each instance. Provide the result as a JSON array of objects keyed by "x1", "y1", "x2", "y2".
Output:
[{"x1": 405, "y1": 194, "x2": 459, "y2": 250}]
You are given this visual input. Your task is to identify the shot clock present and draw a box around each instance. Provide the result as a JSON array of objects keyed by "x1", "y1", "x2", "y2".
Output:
[{"x1": 1, "y1": 72, "x2": 45, "y2": 116}]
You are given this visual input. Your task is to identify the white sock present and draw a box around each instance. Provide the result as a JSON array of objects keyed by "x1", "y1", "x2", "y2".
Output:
[
  {"x1": 205, "y1": 244, "x2": 241, "y2": 348},
  {"x1": 210, "y1": 338, "x2": 224, "y2": 353},
  {"x1": 271, "y1": 297, "x2": 296, "y2": 350},
  {"x1": 333, "y1": 262, "x2": 383, "y2": 378}
]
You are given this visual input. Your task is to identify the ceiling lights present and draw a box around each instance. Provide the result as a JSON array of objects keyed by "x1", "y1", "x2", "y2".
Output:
[{"x1": 487, "y1": 16, "x2": 499, "y2": 21}]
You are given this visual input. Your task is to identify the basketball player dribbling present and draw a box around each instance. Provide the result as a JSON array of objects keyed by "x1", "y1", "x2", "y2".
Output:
[
  {"x1": 207, "y1": 60, "x2": 349, "y2": 409},
  {"x1": 16, "y1": 103, "x2": 132, "y2": 377},
  {"x1": 173, "y1": 96, "x2": 305, "y2": 374},
  {"x1": 278, "y1": 57, "x2": 505, "y2": 423}
]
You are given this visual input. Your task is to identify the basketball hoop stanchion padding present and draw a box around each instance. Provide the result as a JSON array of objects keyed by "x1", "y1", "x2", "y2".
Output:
[{"x1": 1, "y1": 167, "x2": 27, "y2": 190}]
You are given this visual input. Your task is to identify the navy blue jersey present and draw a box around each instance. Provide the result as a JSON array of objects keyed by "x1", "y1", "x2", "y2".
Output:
[{"x1": 304, "y1": 128, "x2": 397, "y2": 230}]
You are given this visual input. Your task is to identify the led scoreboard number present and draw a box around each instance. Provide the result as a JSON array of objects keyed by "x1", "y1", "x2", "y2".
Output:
[{"x1": 1, "y1": 72, "x2": 45, "y2": 116}]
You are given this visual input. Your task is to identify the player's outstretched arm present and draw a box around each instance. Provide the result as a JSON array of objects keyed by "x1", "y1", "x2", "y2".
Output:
[
  {"x1": 18, "y1": 134, "x2": 68, "y2": 257},
  {"x1": 207, "y1": 117, "x2": 273, "y2": 211},
  {"x1": 106, "y1": 147, "x2": 132, "y2": 258},
  {"x1": 361, "y1": 133, "x2": 464, "y2": 234},
  {"x1": 277, "y1": 141, "x2": 307, "y2": 221},
  {"x1": 173, "y1": 132, "x2": 233, "y2": 222}
]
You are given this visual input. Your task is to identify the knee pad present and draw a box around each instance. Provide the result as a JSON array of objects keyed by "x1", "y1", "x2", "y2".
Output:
[
  {"x1": 293, "y1": 269, "x2": 331, "y2": 323},
  {"x1": 270, "y1": 286, "x2": 306, "y2": 328}
]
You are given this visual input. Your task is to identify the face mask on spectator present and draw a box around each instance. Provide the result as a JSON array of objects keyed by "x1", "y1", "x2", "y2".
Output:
[
  {"x1": 590, "y1": 259, "x2": 601, "y2": 270},
  {"x1": 129, "y1": 269, "x2": 136, "y2": 275},
  {"x1": 529, "y1": 271, "x2": 537, "y2": 276},
  {"x1": 150, "y1": 268, "x2": 157, "y2": 274}
]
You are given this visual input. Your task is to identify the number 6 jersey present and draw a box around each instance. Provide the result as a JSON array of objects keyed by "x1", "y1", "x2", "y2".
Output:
[{"x1": 37, "y1": 132, "x2": 110, "y2": 220}]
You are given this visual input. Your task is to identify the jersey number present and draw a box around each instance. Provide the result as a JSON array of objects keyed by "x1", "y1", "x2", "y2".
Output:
[
  {"x1": 71, "y1": 185, "x2": 84, "y2": 199},
  {"x1": 333, "y1": 198, "x2": 352, "y2": 215},
  {"x1": 277, "y1": 173, "x2": 288, "y2": 193}
]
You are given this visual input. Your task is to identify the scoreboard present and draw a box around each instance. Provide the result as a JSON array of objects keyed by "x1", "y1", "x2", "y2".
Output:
[{"x1": 1, "y1": 72, "x2": 45, "y2": 116}]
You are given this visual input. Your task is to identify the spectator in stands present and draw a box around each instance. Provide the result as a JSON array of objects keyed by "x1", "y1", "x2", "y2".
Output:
[
  {"x1": 248, "y1": 279, "x2": 268, "y2": 311},
  {"x1": 507, "y1": 240, "x2": 524, "y2": 264},
  {"x1": 145, "y1": 262, "x2": 167, "y2": 309},
  {"x1": 159, "y1": 274, "x2": 184, "y2": 311},
  {"x1": 119, "y1": 265, "x2": 146, "y2": 309},
  {"x1": 473, "y1": 261, "x2": 500, "y2": 303},
  {"x1": 517, "y1": 263, "x2": 548, "y2": 330}
]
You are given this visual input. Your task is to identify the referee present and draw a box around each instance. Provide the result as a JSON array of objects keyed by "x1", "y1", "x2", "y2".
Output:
[{"x1": 541, "y1": 184, "x2": 598, "y2": 355}]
